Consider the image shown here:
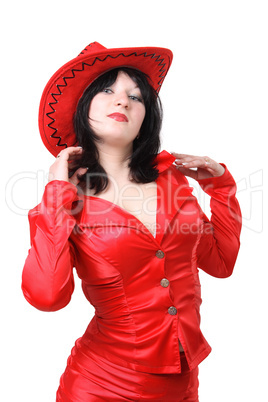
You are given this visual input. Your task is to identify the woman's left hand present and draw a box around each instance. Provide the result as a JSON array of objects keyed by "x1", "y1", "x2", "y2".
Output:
[{"x1": 171, "y1": 153, "x2": 225, "y2": 180}]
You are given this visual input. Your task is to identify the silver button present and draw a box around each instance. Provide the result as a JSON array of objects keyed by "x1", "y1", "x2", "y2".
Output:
[
  {"x1": 155, "y1": 250, "x2": 165, "y2": 259},
  {"x1": 160, "y1": 278, "x2": 169, "y2": 288},
  {"x1": 168, "y1": 306, "x2": 177, "y2": 316}
]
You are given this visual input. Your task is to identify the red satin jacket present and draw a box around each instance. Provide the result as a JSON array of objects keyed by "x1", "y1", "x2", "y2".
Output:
[{"x1": 22, "y1": 150, "x2": 241, "y2": 374}]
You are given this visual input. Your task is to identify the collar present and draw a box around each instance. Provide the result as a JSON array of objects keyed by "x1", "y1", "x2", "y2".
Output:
[{"x1": 154, "y1": 150, "x2": 176, "y2": 173}]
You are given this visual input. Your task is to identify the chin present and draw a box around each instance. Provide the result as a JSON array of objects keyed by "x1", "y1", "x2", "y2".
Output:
[{"x1": 97, "y1": 131, "x2": 137, "y2": 146}]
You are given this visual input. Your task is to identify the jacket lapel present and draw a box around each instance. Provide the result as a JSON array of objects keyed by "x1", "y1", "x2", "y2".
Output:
[
  {"x1": 155, "y1": 162, "x2": 194, "y2": 244},
  {"x1": 77, "y1": 151, "x2": 194, "y2": 244}
]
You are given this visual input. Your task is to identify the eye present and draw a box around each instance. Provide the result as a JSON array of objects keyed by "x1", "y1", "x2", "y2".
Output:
[
  {"x1": 129, "y1": 95, "x2": 143, "y2": 103},
  {"x1": 103, "y1": 88, "x2": 113, "y2": 94}
]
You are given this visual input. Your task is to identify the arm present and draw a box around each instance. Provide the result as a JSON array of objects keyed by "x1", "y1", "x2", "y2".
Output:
[
  {"x1": 172, "y1": 153, "x2": 242, "y2": 278},
  {"x1": 21, "y1": 181, "x2": 79, "y2": 311},
  {"x1": 196, "y1": 167, "x2": 241, "y2": 277},
  {"x1": 22, "y1": 146, "x2": 87, "y2": 311}
]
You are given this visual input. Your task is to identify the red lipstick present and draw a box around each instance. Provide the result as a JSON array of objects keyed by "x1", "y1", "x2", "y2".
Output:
[{"x1": 108, "y1": 113, "x2": 128, "y2": 122}]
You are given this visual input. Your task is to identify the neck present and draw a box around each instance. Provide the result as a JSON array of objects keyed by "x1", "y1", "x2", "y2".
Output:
[{"x1": 97, "y1": 144, "x2": 133, "y2": 181}]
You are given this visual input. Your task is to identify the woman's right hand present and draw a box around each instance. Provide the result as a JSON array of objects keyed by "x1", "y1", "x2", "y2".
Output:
[{"x1": 48, "y1": 146, "x2": 88, "y2": 186}]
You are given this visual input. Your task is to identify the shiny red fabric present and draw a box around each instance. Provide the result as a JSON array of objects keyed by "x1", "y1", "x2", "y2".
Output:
[
  {"x1": 56, "y1": 339, "x2": 199, "y2": 401},
  {"x1": 22, "y1": 150, "x2": 241, "y2": 377}
]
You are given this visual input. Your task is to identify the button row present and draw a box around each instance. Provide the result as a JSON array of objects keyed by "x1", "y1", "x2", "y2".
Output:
[{"x1": 155, "y1": 250, "x2": 176, "y2": 316}]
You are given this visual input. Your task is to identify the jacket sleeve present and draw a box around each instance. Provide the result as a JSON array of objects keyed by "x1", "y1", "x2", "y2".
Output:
[
  {"x1": 21, "y1": 180, "x2": 80, "y2": 312},
  {"x1": 196, "y1": 165, "x2": 242, "y2": 278}
]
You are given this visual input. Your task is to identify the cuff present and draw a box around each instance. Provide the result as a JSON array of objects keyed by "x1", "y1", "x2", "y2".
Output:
[
  {"x1": 42, "y1": 180, "x2": 78, "y2": 213},
  {"x1": 197, "y1": 164, "x2": 237, "y2": 196}
]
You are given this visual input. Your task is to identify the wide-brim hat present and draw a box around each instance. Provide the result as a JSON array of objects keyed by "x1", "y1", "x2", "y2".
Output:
[{"x1": 38, "y1": 41, "x2": 173, "y2": 156}]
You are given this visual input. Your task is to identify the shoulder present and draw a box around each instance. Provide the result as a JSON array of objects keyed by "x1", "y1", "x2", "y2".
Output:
[{"x1": 160, "y1": 163, "x2": 190, "y2": 186}]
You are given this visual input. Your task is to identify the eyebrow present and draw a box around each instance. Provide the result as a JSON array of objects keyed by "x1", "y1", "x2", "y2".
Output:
[{"x1": 133, "y1": 85, "x2": 142, "y2": 92}]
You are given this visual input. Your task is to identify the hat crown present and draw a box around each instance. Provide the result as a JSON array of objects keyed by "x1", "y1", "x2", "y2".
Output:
[{"x1": 78, "y1": 41, "x2": 107, "y2": 57}]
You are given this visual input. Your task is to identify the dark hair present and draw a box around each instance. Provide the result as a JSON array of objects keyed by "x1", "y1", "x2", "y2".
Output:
[{"x1": 73, "y1": 67, "x2": 163, "y2": 194}]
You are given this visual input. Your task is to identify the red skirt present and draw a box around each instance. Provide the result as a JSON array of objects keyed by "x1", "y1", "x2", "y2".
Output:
[{"x1": 56, "y1": 341, "x2": 199, "y2": 401}]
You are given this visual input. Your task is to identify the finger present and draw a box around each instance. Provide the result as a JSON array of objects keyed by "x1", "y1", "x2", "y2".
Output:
[
  {"x1": 176, "y1": 155, "x2": 215, "y2": 168},
  {"x1": 171, "y1": 153, "x2": 195, "y2": 160},
  {"x1": 173, "y1": 153, "x2": 224, "y2": 177},
  {"x1": 173, "y1": 156, "x2": 203, "y2": 166},
  {"x1": 174, "y1": 158, "x2": 206, "y2": 168},
  {"x1": 56, "y1": 147, "x2": 83, "y2": 160},
  {"x1": 69, "y1": 167, "x2": 88, "y2": 186},
  {"x1": 173, "y1": 153, "x2": 213, "y2": 164}
]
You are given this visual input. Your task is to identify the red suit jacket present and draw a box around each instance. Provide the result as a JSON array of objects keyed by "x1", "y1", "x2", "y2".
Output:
[{"x1": 22, "y1": 150, "x2": 241, "y2": 374}]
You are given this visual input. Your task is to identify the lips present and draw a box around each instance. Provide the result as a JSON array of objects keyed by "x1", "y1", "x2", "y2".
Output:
[{"x1": 108, "y1": 113, "x2": 128, "y2": 122}]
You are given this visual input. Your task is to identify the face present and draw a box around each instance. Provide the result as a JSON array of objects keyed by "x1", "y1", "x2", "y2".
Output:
[{"x1": 88, "y1": 71, "x2": 146, "y2": 147}]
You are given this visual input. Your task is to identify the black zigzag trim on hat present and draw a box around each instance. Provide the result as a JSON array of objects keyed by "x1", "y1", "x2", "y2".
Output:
[
  {"x1": 78, "y1": 42, "x2": 95, "y2": 56},
  {"x1": 46, "y1": 51, "x2": 169, "y2": 149}
]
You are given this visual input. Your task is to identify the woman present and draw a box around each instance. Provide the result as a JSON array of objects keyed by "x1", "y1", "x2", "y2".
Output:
[{"x1": 22, "y1": 42, "x2": 241, "y2": 401}]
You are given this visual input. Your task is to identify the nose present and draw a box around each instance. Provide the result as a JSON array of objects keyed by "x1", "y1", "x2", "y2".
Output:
[{"x1": 114, "y1": 92, "x2": 129, "y2": 108}]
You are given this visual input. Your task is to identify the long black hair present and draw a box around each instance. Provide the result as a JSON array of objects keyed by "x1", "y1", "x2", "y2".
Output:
[{"x1": 73, "y1": 67, "x2": 163, "y2": 194}]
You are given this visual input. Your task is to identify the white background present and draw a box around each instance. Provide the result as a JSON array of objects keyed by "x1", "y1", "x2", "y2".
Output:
[{"x1": 1, "y1": 0, "x2": 267, "y2": 400}]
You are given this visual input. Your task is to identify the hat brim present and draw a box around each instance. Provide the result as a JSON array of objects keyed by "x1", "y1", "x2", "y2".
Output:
[{"x1": 39, "y1": 44, "x2": 173, "y2": 156}]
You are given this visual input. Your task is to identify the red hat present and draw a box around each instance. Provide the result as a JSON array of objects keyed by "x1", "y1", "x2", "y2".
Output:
[{"x1": 38, "y1": 41, "x2": 173, "y2": 156}]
